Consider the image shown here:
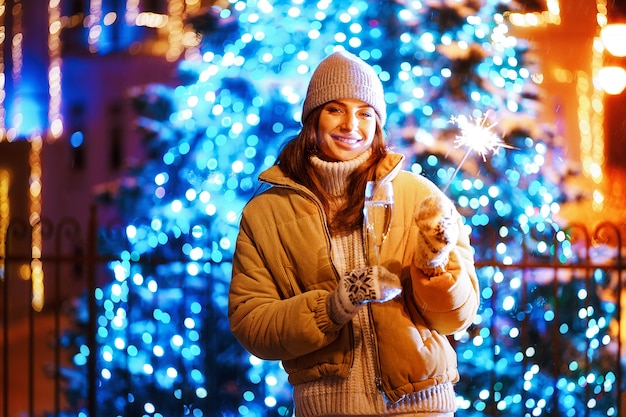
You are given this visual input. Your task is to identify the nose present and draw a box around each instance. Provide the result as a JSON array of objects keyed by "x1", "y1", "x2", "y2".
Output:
[{"x1": 340, "y1": 113, "x2": 358, "y2": 131}]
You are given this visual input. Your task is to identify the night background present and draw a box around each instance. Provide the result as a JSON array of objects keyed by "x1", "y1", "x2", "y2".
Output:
[{"x1": 1, "y1": 0, "x2": 626, "y2": 416}]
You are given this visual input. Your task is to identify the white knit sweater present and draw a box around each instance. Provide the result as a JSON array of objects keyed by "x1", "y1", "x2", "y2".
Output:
[{"x1": 292, "y1": 151, "x2": 455, "y2": 416}]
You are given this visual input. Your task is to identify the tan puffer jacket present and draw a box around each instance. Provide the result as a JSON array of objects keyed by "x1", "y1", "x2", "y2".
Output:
[{"x1": 228, "y1": 152, "x2": 479, "y2": 403}]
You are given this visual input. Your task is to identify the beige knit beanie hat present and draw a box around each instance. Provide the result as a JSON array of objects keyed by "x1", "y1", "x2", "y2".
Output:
[{"x1": 302, "y1": 50, "x2": 387, "y2": 126}]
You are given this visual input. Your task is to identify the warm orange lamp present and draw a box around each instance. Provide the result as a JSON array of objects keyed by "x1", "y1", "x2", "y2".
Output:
[
  {"x1": 597, "y1": 66, "x2": 626, "y2": 95},
  {"x1": 600, "y1": 23, "x2": 626, "y2": 57}
]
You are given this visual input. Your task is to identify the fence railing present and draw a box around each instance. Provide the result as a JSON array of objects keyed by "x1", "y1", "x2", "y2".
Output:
[
  {"x1": 1, "y1": 208, "x2": 624, "y2": 416},
  {"x1": 463, "y1": 221, "x2": 625, "y2": 416},
  {"x1": 1, "y1": 208, "x2": 101, "y2": 417}
]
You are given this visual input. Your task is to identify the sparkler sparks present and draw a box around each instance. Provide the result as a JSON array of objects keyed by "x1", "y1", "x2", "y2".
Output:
[{"x1": 443, "y1": 112, "x2": 514, "y2": 192}]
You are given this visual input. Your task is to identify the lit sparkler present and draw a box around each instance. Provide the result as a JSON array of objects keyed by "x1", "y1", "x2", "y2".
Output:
[{"x1": 442, "y1": 112, "x2": 515, "y2": 193}]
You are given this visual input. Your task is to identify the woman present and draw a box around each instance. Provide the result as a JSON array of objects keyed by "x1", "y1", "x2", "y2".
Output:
[{"x1": 228, "y1": 50, "x2": 479, "y2": 416}]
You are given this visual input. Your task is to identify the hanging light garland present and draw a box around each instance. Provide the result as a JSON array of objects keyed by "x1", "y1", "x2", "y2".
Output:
[
  {"x1": 0, "y1": 169, "x2": 8, "y2": 281},
  {"x1": 29, "y1": 134, "x2": 43, "y2": 311},
  {"x1": 87, "y1": 0, "x2": 103, "y2": 53},
  {"x1": 0, "y1": 0, "x2": 5, "y2": 140},
  {"x1": 125, "y1": 0, "x2": 140, "y2": 24},
  {"x1": 507, "y1": 0, "x2": 561, "y2": 27},
  {"x1": 575, "y1": 0, "x2": 611, "y2": 213},
  {"x1": 166, "y1": 0, "x2": 185, "y2": 62},
  {"x1": 8, "y1": 0, "x2": 22, "y2": 141},
  {"x1": 507, "y1": 0, "x2": 607, "y2": 212},
  {"x1": 48, "y1": 0, "x2": 63, "y2": 141}
]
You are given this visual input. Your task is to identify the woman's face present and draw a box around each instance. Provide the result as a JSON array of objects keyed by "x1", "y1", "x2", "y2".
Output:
[{"x1": 316, "y1": 98, "x2": 377, "y2": 162}]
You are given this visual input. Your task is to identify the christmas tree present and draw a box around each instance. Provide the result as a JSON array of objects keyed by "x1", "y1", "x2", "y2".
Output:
[{"x1": 59, "y1": 1, "x2": 621, "y2": 416}]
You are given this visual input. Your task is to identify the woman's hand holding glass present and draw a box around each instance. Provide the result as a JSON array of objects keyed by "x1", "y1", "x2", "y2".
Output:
[{"x1": 364, "y1": 180, "x2": 394, "y2": 266}]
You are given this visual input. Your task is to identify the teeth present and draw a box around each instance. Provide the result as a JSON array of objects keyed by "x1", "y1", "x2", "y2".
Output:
[{"x1": 336, "y1": 137, "x2": 359, "y2": 144}]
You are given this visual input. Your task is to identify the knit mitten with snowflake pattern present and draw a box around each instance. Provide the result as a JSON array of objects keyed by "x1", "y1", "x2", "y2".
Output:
[{"x1": 327, "y1": 266, "x2": 402, "y2": 325}]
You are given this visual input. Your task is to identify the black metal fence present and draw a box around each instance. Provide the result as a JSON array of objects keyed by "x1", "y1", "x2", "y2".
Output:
[
  {"x1": 1, "y1": 209, "x2": 100, "y2": 417},
  {"x1": 464, "y1": 221, "x2": 625, "y2": 416},
  {"x1": 1, "y1": 208, "x2": 624, "y2": 416}
]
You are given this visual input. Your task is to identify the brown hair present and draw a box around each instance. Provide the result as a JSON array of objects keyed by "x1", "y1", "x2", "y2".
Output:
[{"x1": 276, "y1": 106, "x2": 389, "y2": 233}]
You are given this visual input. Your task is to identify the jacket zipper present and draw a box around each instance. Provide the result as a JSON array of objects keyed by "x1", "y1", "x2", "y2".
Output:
[{"x1": 367, "y1": 304, "x2": 384, "y2": 392}]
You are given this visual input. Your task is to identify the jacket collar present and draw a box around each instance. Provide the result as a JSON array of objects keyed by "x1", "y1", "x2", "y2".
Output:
[
  {"x1": 259, "y1": 151, "x2": 405, "y2": 189},
  {"x1": 373, "y1": 152, "x2": 404, "y2": 183}
]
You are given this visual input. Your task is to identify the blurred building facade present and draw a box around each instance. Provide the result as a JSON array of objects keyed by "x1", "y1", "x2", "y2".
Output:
[{"x1": 0, "y1": 0, "x2": 623, "y2": 230}]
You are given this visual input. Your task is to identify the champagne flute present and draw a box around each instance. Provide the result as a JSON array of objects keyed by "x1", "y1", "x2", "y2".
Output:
[{"x1": 364, "y1": 180, "x2": 394, "y2": 266}]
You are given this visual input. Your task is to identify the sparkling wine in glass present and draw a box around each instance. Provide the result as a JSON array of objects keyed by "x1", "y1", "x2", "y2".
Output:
[{"x1": 364, "y1": 180, "x2": 394, "y2": 266}]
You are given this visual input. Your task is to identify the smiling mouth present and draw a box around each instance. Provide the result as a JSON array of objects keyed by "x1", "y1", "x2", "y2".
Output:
[{"x1": 333, "y1": 135, "x2": 361, "y2": 145}]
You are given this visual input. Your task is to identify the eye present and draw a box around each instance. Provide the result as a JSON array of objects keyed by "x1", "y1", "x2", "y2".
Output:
[
  {"x1": 325, "y1": 105, "x2": 343, "y2": 114},
  {"x1": 359, "y1": 110, "x2": 374, "y2": 118}
]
